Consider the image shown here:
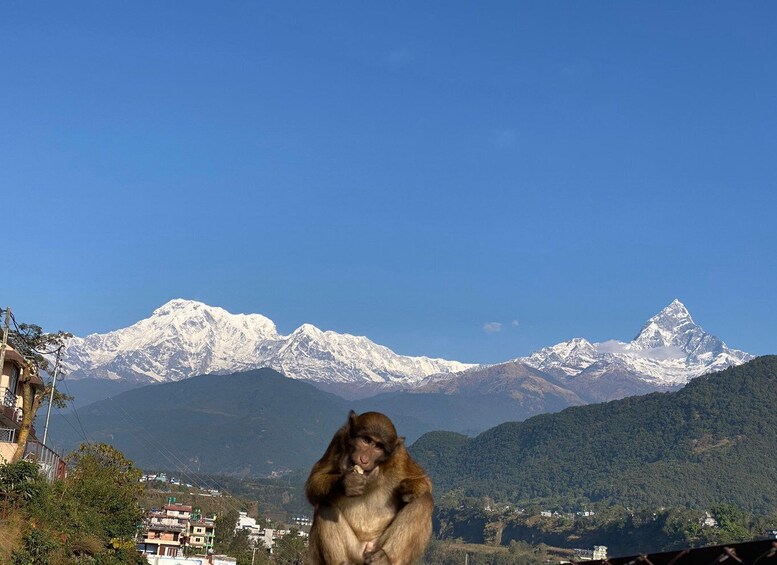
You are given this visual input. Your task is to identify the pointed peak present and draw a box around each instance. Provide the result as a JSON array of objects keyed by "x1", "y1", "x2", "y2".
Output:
[
  {"x1": 665, "y1": 298, "x2": 689, "y2": 312},
  {"x1": 649, "y1": 299, "x2": 694, "y2": 326},
  {"x1": 293, "y1": 323, "x2": 324, "y2": 337},
  {"x1": 632, "y1": 299, "x2": 703, "y2": 350}
]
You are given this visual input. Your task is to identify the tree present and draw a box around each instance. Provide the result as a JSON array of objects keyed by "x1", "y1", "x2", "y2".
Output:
[
  {"x1": 273, "y1": 529, "x2": 306, "y2": 565},
  {"x1": 711, "y1": 504, "x2": 750, "y2": 544},
  {"x1": 54, "y1": 443, "x2": 145, "y2": 540},
  {"x1": 0, "y1": 460, "x2": 45, "y2": 503},
  {"x1": 6, "y1": 321, "x2": 72, "y2": 462},
  {"x1": 6, "y1": 443, "x2": 146, "y2": 564},
  {"x1": 214, "y1": 508, "x2": 239, "y2": 553}
]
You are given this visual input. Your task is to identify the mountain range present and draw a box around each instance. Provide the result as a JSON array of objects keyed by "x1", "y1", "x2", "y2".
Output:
[
  {"x1": 49, "y1": 356, "x2": 777, "y2": 517},
  {"x1": 412, "y1": 355, "x2": 777, "y2": 514},
  {"x1": 61, "y1": 298, "x2": 752, "y2": 405},
  {"x1": 62, "y1": 299, "x2": 472, "y2": 396}
]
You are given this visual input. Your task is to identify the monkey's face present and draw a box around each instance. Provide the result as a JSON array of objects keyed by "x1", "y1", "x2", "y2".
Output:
[{"x1": 350, "y1": 435, "x2": 386, "y2": 472}]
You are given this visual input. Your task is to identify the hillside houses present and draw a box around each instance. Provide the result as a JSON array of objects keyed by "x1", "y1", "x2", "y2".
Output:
[
  {"x1": 236, "y1": 511, "x2": 308, "y2": 554},
  {"x1": 137, "y1": 500, "x2": 216, "y2": 558}
]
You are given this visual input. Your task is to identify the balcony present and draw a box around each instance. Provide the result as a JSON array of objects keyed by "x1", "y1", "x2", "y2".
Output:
[
  {"x1": 0, "y1": 387, "x2": 20, "y2": 424},
  {"x1": 147, "y1": 521, "x2": 186, "y2": 533}
]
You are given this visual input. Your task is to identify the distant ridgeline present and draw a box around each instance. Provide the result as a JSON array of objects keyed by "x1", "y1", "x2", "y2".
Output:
[{"x1": 410, "y1": 355, "x2": 777, "y2": 513}]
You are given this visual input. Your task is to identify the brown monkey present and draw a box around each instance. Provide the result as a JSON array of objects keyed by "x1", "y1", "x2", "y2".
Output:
[{"x1": 306, "y1": 411, "x2": 433, "y2": 565}]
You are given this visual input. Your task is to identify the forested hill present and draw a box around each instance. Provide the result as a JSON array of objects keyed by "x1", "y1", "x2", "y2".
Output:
[
  {"x1": 49, "y1": 369, "x2": 352, "y2": 475},
  {"x1": 411, "y1": 355, "x2": 777, "y2": 513}
]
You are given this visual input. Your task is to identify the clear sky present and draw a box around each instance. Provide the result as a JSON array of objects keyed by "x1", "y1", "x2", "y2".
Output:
[{"x1": 2, "y1": 2, "x2": 775, "y2": 364}]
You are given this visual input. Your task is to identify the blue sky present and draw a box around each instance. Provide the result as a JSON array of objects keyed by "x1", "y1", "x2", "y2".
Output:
[{"x1": 2, "y1": 2, "x2": 775, "y2": 364}]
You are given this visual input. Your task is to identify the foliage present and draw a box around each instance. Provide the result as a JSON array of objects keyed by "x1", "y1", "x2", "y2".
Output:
[
  {"x1": 273, "y1": 529, "x2": 306, "y2": 565},
  {"x1": 414, "y1": 356, "x2": 777, "y2": 514},
  {"x1": 17, "y1": 443, "x2": 147, "y2": 563},
  {"x1": 433, "y1": 500, "x2": 777, "y2": 556},
  {"x1": 423, "y1": 539, "x2": 544, "y2": 565},
  {"x1": 55, "y1": 443, "x2": 145, "y2": 539},
  {"x1": 0, "y1": 460, "x2": 45, "y2": 502},
  {"x1": 211, "y1": 508, "x2": 273, "y2": 565},
  {"x1": 47, "y1": 369, "x2": 350, "y2": 476},
  {"x1": 6, "y1": 319, "x2": 73, "y2": 462},
  {"x1": 7, "y1": 322, "x2": 71, "y2": 373},
  {"x1": 214, "y1": 508, "x2": 239, "y2": 553},
  {"x1": 11, "y1": 529, "x2": 58, "y2": 565}
]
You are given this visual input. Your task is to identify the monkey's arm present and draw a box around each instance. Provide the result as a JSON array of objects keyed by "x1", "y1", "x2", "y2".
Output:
[
  {"x1": 396, "y1": 449, "x2": 433, "y2": 502},
  {"x1": 306, "y1": 463, "x2": 345, "y2": 506},
  {"x1": 306, "y1": 428, "x2": 350, "y2": 506},
  {"x1": 368, "y1": 491, "x2": 434, "y2": 565},
  {"x1": 366, "y1": 447, "x2": 434, "y2": 564}
]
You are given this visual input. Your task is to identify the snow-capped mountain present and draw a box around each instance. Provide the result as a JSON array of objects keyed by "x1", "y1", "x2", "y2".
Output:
[
  {"x1": 521, "y1": 299, "x2": 752, "y2": 387},
  {"x1": 62, "y1": 299, "x2": 474, "y2": 386},
  {"x1": 63, "y1": 298, "x2": 752, "y2": 401}
]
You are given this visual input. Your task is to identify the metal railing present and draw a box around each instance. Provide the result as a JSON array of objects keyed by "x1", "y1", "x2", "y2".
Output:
[
  {"x1": 23, "y1": 440, "x2": 65, "y2": 483},
  {"x1": 0, "y1": 427, "x2": 16, "y2": 443},
  {"x1": 1, "y1": 386, "x2": 16, "y2": 408}
]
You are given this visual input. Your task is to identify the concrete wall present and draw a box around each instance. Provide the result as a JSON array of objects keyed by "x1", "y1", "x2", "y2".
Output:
[{"x1": 0, "y1": 441, "x2": 16, "y2": 464}]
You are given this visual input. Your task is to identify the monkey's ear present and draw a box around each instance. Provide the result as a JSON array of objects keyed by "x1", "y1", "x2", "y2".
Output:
[
  {"x1": 397, "y1": 436, "x2": 406, "y2": 446},
  {"x1": 348, "y1": 410, "x2": 359, "y2": 427}
]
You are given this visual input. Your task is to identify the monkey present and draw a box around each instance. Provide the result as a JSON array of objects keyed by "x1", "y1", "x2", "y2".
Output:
[{"x1": 306, "y1": 410, "x2": 434, "y2": 565}]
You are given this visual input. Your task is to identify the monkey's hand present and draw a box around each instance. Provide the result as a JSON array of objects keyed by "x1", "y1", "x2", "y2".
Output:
[
  {"x1": 342, "y1": 469, "x2": 368, "y2": 496},
  {"x1": 364, "y1": 548, "x2": 390, "y2": 565}
]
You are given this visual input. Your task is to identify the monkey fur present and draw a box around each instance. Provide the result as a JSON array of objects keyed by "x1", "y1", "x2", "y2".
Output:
[{"x1": 306, "y1": 411, "x2": 434, "y2": 565}]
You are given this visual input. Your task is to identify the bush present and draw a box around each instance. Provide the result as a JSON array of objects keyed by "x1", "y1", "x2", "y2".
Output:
[
  {"x1": 0, "y1": 460, "x2": 45, "y2": 503},
  {"x1": 11, "y1": 529, "x2": 58, "y2": 565}
]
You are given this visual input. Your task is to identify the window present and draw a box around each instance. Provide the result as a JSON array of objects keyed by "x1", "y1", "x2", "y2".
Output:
[{"x1": 9, "y1": 365, "x2": 19, "y2": 395}]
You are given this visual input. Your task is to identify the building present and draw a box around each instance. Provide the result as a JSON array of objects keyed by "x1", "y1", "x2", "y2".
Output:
[
  {"x1": 188, "y1": 508, "x2": 216, "y2": 553},
  {"x1": 139, "y1": 502, "x2": 193, "y2": 557},
  {"x1": 138, "y1": 501, "x2": 218, "y2": 558},
  {"x1": 0, "y1": 345, "x2": 63, "y2": 481},
  {"x1": 291, "y1": 515, "x2": 312, "y2": 528},
  {"x1": 236, "y1": 511, "x2": 266, "y2": 547},
  {"x1": 235, "y1": 511, "x2": 308, "y2": 553},
  {"x1": 139, "y1": 506, "x2": 190, "y2": 557},
  {"x1": 1, "y1": 346, "x2": 35, "y2": 462},
  {"x1": 571, "y1": 546, "x2": 607, "y2": 562}
]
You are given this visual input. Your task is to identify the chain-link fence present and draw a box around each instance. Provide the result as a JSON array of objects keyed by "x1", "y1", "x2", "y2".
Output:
[{"x1": 583, "y1": 538, "x2": 777, "y2": 565}]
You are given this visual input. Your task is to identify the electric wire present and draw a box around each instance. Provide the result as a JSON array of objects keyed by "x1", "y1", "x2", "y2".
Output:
[
  {"x1": 106, "y1": 398, "x2": 252, "y2": 520},
  {"x1": 59, "y1": 378, "x2": 90, "y2": 444}
]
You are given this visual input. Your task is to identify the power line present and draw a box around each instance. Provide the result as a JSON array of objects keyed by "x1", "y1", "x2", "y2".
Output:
[{"x1": 59, "y1": 378, "x2": 90, "y2": 444}]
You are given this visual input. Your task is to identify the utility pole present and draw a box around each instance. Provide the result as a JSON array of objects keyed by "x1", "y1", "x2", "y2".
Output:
[
  {"x1": 0, "y1": 307, "x2": 10, "y2": 374},
  {"x1": 42, "y1": 346, "x2": 62, "y2": 446}
]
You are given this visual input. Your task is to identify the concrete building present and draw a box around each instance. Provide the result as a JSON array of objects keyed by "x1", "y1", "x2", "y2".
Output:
[
  {"x1": 0, "y1": 345, "x2": 63, "y2": 481},
  {"x1": 138, "y1": 501, "x2": 218, "y2": 558},
  {"x1": 188, "y1": 508, "x2": 216, "y2": 553}
]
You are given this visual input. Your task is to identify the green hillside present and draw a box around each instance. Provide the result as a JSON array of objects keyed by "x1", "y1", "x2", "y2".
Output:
[
  {"x1": 49, "y1": 369, "x2": 351, "y2": 475},
  {"x1": 412, "y1": 356, "x2": 777, "y2": 513}
]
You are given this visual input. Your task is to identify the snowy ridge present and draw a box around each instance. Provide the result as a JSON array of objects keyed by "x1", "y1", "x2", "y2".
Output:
[
  {"x1": 62, "y1": 299, "x2": 473, "y2": 384},
  {"x1": 63, "y1": 298, "x2": 752, "y2": 392},
  {"x1": 521, "y1": 299, "x2": 752, "y2": 386}
]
